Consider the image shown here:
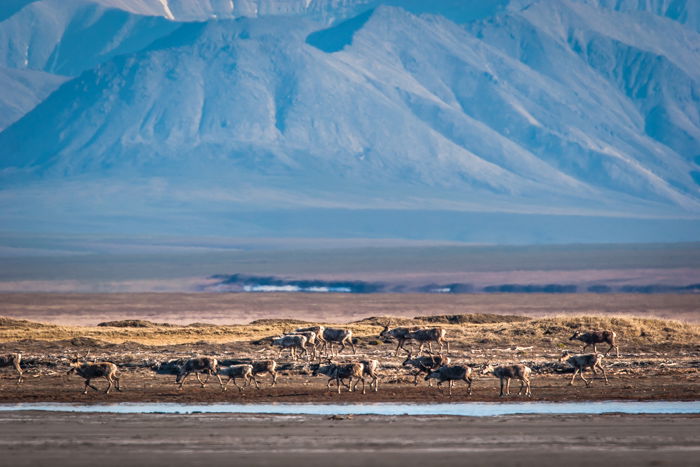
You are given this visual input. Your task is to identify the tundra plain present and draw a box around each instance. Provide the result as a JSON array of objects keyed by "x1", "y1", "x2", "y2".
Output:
[
  {"x1": 0, "y1": 293, "x2": 699, "y2": 467},
  {"x1": 0, "y1": 293, "x2": 698, "y2": 403}
]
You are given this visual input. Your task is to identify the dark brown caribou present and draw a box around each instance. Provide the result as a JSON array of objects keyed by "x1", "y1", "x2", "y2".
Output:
[
  {"x1": 379, "y1": 322, "x2": 421, "y2": 356},
  {"x1": 252, "y1": 360, "x2": 278, "y2": 387},
  {"x1": 425, "y1": 364, "x2": 473, "y2": 396},
  {"x1": 175, "y1": 357, "x2": 223, "y2": 389},
  {"x1": 402, "y1": 351, "x2": 450, "y2": 386}
]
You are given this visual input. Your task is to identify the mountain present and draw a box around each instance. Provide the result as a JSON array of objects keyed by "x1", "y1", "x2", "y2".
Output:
[
  {"x1": 0, "y1": 0, "x2": 699, "y2": 243},
  {"x1": 0, "y1": 66, "x2": 68, "y2": 129},
  {"x1": 0, "y1": 0, "x2": 182, "y2": 129}
]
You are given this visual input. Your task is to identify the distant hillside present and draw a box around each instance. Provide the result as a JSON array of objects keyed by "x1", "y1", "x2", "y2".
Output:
[{"x1": 0, "y1": 0, "x2": 699, "y2": 241}]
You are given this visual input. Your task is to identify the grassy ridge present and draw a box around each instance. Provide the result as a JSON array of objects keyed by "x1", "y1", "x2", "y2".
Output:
[{"x1": 1, "y1": 314, "x2": 697, "y2": 351}]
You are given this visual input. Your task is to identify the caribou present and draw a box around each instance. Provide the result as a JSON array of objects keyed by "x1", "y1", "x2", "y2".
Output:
[
  {"x1": 425, "y1": 364, "x2": 473, "y2": 396},
  {"x1": 0, "y1": 353, "x2": 23, "y2": 384},
  {"x1": 408, "y1": 327, "x2": 449, "y2": 354},
  {"x1": 66, "y1": 354, "x2": 121, "y2": 395},
  {"x1": 402, "y1": 351, "x2": 450, "y2": 386},
  {"x1": 252, "y1": 360, "x2": 278, "y2": 386},
  {"x1": 175, "y1": 357, "x2": 223, "y2": 390},
  {"x1": 285, "y1": 330, "x2": 318, "y2": 359},
  {"x1": 295, "y1": 326, "x2": 326, "y2": 351},
  {"x1": 560, "y1": 351, "x2": 608, "y2": 386},
  {"x1": 360, "y1": 359, "x2": 380, "y2": 392},
  {"x1": 379, "y1": 322, "x2": 421, "y2": 356},
  {"x1": 312, "y1": 361, "x2": 365, "y2": 394},
  {"x1": 480, "y1": 363, "x2": 532, "y2": 398},
  {"x1": 320, "y1": 328, "x2": 356, "y2": 356},
  {"x1": 272, "y1": 335, "x2": 308, "y2": 360},
  {"x1": 219, "y1": 364, "x2": 257, "y2": 392},
  {"x1": 570, "y1": 330, "x2": 619, "y2": 357}
]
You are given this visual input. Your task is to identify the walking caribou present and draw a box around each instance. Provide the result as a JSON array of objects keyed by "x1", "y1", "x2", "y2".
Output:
[
  {"x1": 66, "y1": 354, "x2": 121, "y2": 395},
  {"x1": 403, "y1": 351, "x2": 450, "y2": 386},
  {"x1": 175, "y1": 357, "x2": 223, "y2": 390},
  {"x1": 312, "y1": 361, "x2": 365, "y2": 394},
  {"x1": 0, "y1": 353, "x2": 23, "y2": 384},
  {"x1": 425, "y1": 364, "x2": 473, "y2": 396},
  {"x1": 560, "y1": 351, "x2": 608, "y2": 386},
  {"x1": 481, "y1": 363, "x2": 532, "y2": 398},
  {"x1": 570, "y1": 330, "x2": 619, "y2": 357}
]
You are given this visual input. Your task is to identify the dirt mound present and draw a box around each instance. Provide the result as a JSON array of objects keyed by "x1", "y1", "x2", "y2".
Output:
[
  {"x1": 58, "y1": 337, "x2": 111, "y2": 347},
  {"x1": 97, "y1": 320, "x2": 170, "y2": 328},
  {"x1": 352, "y1": 316, "x2": 418, "y2": 326},
  {"x1": 0, "y1": 316, "x2": 48, "y2": 328},
  {"x1": 248, "y1": 319, "x2": 313, "y2": 326},
  {"x1": 419, "y1": 314, "x2": 531, "y2": 324}
]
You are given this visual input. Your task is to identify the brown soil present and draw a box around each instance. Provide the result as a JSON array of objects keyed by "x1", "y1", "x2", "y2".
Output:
[
  {"x1": 0, "y1": 322, "x2": 698, "y2": 403},
  {"x1": 2, "y1": 369, "x2": 698, "y2": 404}
]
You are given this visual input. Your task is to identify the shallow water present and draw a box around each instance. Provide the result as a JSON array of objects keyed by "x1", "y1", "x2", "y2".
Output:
[{"x1": 0, "y1": 401, "x2": 697, "y2": 415}]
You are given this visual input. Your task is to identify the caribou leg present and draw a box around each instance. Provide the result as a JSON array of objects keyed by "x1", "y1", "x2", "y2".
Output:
[
  {"x1": 13, "y1": 361, "x2": 23, "y2": 384},
  {"x1": 569, "y1": 369, "x2": 579, "y2": 386}
]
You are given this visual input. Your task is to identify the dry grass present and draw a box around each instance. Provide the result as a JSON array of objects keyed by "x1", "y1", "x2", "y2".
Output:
[{"x1": 0, "y1": 314, "x2": 697, "y2": 350}]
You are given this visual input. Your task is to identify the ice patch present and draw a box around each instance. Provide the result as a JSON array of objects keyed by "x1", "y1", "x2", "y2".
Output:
[{"x1": 158, "y1": 0, "x2": 175, "y2": 20}]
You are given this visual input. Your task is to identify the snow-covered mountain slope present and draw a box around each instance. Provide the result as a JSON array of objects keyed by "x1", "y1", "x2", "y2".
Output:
[
  {"x1": 0, "y1": 0, "x2": 699, "y2": 242},
  {"x1": 0, "y1": 0, "x2": 377, "y2": 23},
  {"x1": 0, "y1": 0, "x2": 181, "y2": 76},
  {"x1": 470, "y1": 0, "x2": 700, "y2": 161},
  {"x1": 0, "y1": 0, "x2": 181, "y2": 128},
  {"x1": 569, "y1": 0, "x2": 700, "y2": 32},
  {"x1": 0, "y1": 66, "x2": 68, "y2": 130}
]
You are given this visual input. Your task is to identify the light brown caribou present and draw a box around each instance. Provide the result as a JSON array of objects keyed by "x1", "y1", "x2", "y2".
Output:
[
  {"x1": 319, "y1": 328, "x2": 356, "y2": 356},
  {"x1": 560, "y1": 351, "x2": 608, "y2": 386},
  {"x1": 272, "y1": 335, "x2": 308, "y2": 360},
  {"x1": 66, "y1": 354, "x2": 121, "y2": 395},
  {"x1": 312, "y1": 361, "x2": 365, "y2": 394},
  {"x1": 570, "y1": 330, "x2": 619, "y2": 357},
  {"x1": 360, "y1": 359, "x2": 380, "y2": 392},
  {"x1": 219, "y1": 364, "x2": 257, "y2": 392},
  {"x1": 0, "y1": 353, "x2": 23, "y2": 384},
  {"x1": 481, "y1": 363, "x2": 532, "y2": 398},
  {"x1": 409, "y1": 327, "x2": 449, "y2": 354}
]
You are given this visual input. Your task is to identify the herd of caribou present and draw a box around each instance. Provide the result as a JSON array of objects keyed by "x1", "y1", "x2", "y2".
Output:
[{"x1": 0, "y1": 324, "x2": 620, "y2": 397}]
